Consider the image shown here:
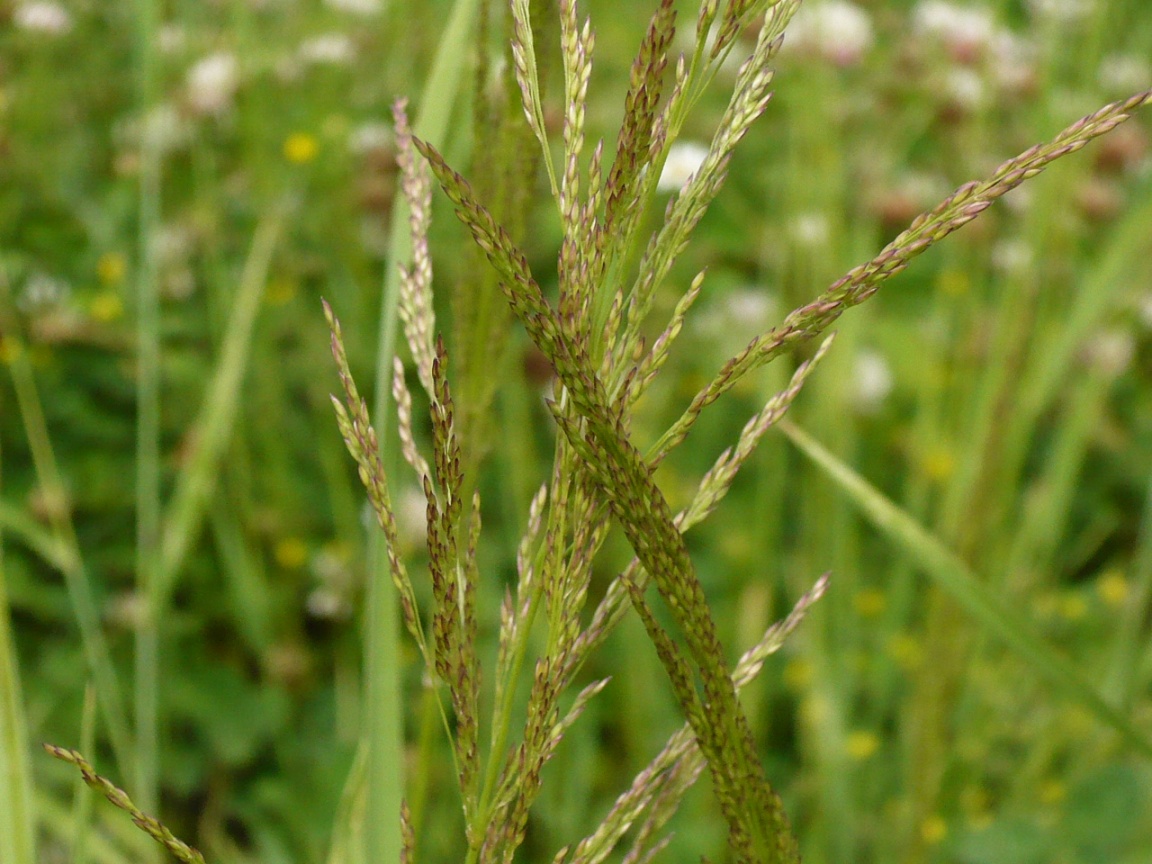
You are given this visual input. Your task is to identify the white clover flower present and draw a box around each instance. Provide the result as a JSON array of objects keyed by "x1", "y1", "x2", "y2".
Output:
[
  {"x1": 349, "y1": 122, "x2": 391, "y2": 154},
  {"x1": 157, "y1": 22, "x2": 186, "y2": 54},
  {"x1": 1026, "y1": 0, "x2": 1093, "y2": 22},
  {"x1": 851, "y1": 349, "x2": 894, "y2": 413},
  {"x1": 348, "y1": 121, "x2": 392, "y2": 155},
  {"x1": 311, "y1": 545, "x2": 354, "y2": 586},
  {"x1": 912, "y1": 1, "x2": 997, "y2": 61},
  {"x1": 306, "y1": 543, "x2": 355, "y2": 620},
  {"x1": 657, "y1": 141, "x2": 709, "y2": 192},
  {"x1": 1098, "y1": 54, "x2": 1151, "y2": 95},
  {"x1": 306, "y1": 588, "x2": 352, "y2": 620},
  {"x1": 299, "y1": 33, "x2": 355, "y2": 65},
  {"x1": 1083, "y1": 329, "x2": 1135, "y2": 378},
  {"x1": 18, "y1": 272, "x2": 70, "y2": 312},
  {"x1": 395, "y1": 485, "x2": 429, "y2": 550},
  {"x1": 896, "y1": 171, "x2": 951, "y2": 207},
  {"x1": 944, "y1": 66, "x2": 987, "y2": 110},
  {"x1": 14, "y1": 2, "x2": 72, "y2": 35},
  {"x1": 694, "y1": 288, "x2": 779, "y2": 359},
  {"x1": 186, "y1": 52, "x2": 239, "y2": 116},
  {"x1": 791, "y1": 212, "x2": 831, "y2": 248},
  {"x1": 991, "y1": 238, "x2": 1033, "y2": 274},
  {"x1": 722, "y1": 290, "x2": 776, "y2": 333},
  {"x1": 150, "y1": 223, "x2": 194, "y2": 267},
  {"x1": 139, "y1": 103, "x2": 191, "y2": 153},
  {"x1": 785, "y1": 0, "x2": 874, "y2": 67},
  {"x1": 1002, "y1": 180, "x2": 1034, "y2": 214},
  {"x1": 988, "y1": 29, "x2": 1036, "y2": 93},
  {"x1": 1135, "y1": 294, "x2": 1152, "y2": 330},
  {"x1": 324, "y1": 0, "x2": 382, "y2": 14}
]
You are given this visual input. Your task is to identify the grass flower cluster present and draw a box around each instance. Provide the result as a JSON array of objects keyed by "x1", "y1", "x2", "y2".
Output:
[
  {"x1": 3, "y1": 0, "x2": 1152, "y2": 863},
  {"x1": 327, "y1": 1, "x2": 1149, "y2": 861}
]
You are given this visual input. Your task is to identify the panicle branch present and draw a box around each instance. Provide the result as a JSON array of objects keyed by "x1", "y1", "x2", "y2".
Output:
[
  {"x1": 650, "y1": 87, "x2": 1152, "y2": 463},
  {"x1": 44, "y1": 745, "x2": 207, "y2": 864},
  {"x1": 325, "y1": 300, "x2": 427, "y2": 654}
]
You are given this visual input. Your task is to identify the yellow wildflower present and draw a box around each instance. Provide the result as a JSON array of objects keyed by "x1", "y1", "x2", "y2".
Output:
[{"x1": 284, "y1": 132, "x2": 319, "y2": 164}]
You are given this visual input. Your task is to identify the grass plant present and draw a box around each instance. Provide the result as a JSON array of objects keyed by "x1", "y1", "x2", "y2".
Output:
[{"x1": 3, "y1": 0, "x2": 1152, "y2": 863}]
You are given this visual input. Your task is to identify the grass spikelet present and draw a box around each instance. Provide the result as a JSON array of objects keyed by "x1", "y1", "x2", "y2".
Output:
[
  {"x1": 394, "y1": 99, "x2": 437, "y2": 395},
  {"x1": 392, "y1": 356, "x2": 433, "y2": 482},
  {"x1": 626, "y1": 269, "x2": 705, "y2": 404},
  {"x1": 558, "y1": 0, "x2": 596, "y2": 332},
  {"x1": 618, "y1": 20, "x2": 783, "y2": 370},
  {"x1": 510, "y1": 0, "x2": 560, "y2": 197},
  {"x1": 604, "y1": 0, "x2": 677, "y2": 243}
]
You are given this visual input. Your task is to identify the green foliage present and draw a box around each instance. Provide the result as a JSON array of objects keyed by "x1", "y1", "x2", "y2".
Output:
[{"x1": 4, "y1": 1, "x2": 1152, "y2": 863}]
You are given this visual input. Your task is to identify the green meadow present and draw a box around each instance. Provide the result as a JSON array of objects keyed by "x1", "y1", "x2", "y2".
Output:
[{"x1": 2, "y1": 1, "x2": 1151, "y2": 862}]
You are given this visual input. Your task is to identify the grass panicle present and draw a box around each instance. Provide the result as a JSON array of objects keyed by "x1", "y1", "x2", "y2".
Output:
[
  {"x1": 404, "y1": 7, "x2": 842, "y2": 860},
  {"x1": 43, "y1": 745, "x2": 205, "y2": 864},
  {"x1": 604, "y1": 0, "x2": 677, "y2": 246},
  {"x1": 418, "y1": 104, "x2": 803, "y2": 857},
  {"x1": 392, "y1": 356, "x2": 433, "y2": 482},
  {"x1": 510, "y1": 0, "x2": 560, "y2": 198},
  {"x1": 401, "y1": 5, "x2": 1151, "y2": 862}
]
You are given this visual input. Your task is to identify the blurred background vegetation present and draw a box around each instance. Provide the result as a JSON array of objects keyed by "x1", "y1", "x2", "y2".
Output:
[{"x1": 2, "y1": 0, "x2": 1151, "y2": 862}]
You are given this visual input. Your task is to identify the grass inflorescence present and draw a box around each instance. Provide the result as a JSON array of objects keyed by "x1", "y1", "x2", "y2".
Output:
[{"x1": 4, "y1": 0, "x2": 1152, "y2": 862}]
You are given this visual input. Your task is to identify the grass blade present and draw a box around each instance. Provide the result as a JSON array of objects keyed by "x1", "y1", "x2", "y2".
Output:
[
  {"x1": 0, "y1": 280, "x2": 133, "y2": 775},
  {"x1": 0, "y1": 522, "x2": 36, "y2": 864},
  {"x1": 132, "y1": 0, "x2": 164, "y2": 824},
  {"x1": 780, "y1": 420, "x2": 1152, "y2": 758},
  {"x1": 157, "y1": 205, "x2": 285, "y2": 601}
]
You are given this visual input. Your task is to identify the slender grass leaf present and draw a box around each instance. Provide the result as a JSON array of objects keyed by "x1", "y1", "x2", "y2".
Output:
[
  {"x1": 780, "y1": 420, "x2": 1152, "y2": 759},
  {"x1": 0, "y1": 538, "x2": 36, "y2": 864}
]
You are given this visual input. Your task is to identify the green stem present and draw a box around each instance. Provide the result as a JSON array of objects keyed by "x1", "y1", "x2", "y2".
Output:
[{"x1": 132, "y1": 0, "x2": 162, "y2": 829}]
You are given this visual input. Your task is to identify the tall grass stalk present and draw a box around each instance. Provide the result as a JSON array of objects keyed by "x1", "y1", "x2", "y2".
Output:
[
  {"x1": 68, "y1": 684, "x2": 99, "y2": 864},
  {"x1": 1106, "y1": 474, "x2": 1152, "y2": 708},
  {"x1": 155, "y1": 207, "x2": 284, "y2": 602},
  {"x1": 0, "y1": 276, "x2": 133, "y2": 776},
  {"x1": 357, "y1": 3, "x2": 481, "y2": 864},
  {"x1": 781, "y1": 419, "x2": 1152, "y2": 758},
  {"x1": 0, "y1": 453, "x2": 36, "y2": 864},
  {"x1": 131, "y1": 0, "x2": 164, "y2": 830}
]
